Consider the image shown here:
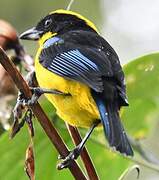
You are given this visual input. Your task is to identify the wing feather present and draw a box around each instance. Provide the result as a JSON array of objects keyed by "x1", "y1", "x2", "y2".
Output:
[{"x1": 40, "y1": 48, "x2": 104, "y2": 92}]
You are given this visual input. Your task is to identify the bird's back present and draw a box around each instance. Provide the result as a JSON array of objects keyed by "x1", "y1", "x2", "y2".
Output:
[{"x1": 35, "y1": 32, "x2": 100, "y2": 127}]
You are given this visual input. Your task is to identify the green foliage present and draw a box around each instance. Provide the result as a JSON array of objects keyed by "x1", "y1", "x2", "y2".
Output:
[
  {"x1": 1, "y1": 52, "x2": 159, "y2": 179},
  {"x1": 0, "y1": 0, "x2": 102, "y2": 56},
  {"x1": 0, "y1": 121, "x2": 130, "y2": 180},
  {"x1": 122, "y1": 53, "x2": 159, "y2": 138},
  {"x1": 0, "y1": 122, "x2": 73, "y2": 180}
]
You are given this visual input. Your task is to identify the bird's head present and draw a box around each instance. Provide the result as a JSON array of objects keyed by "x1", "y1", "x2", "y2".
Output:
[{"x1": 20, "y1": 9, "x2": 98, "y2": 42}]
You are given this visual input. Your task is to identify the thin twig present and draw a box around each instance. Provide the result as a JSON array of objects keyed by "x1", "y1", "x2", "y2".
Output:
[
  {"x1": 0, "y1": 47, "x2": 87, "y2": 180},
  {"x1": 66, "y1": 124, "x2": 99, "y2": 180},
  {"x1": 118, "y1": 165, "x2": 140, "y2": 180},
  {"x1": 66, "y1": 0, "x2": 75, "y2": 10}
]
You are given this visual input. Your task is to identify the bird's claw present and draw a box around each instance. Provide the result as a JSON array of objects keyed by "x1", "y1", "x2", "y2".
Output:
[
  {"x1": 23, "y1": 97, "x2": 37, "y2": 107},
  {"x1": 11, "y1": 91, "x2": 34, "y2": 138},
  {"x1": 57, "y1": 148, "x2": 80, "y2": 170},
  {"x1": 17, "y1": 87, "x2": 41, "y2": 107},
  {"x1": 58, "y1": 154, "x2": 65, "y2": 160}
]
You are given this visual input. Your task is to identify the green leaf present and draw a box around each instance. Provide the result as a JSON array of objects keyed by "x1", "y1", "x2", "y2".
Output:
[
  {"x1": 0, "y1": 96, "x2": 131, "y2": 180},
  {"x1": 0, "y1": 121, "x2": 131, "y2": 180},
  {"x1": 88, "y1": 142, "x2": 130, "y2": 179},
  {"x1": 122, "y1": 53, "x2": 159, "y2": 138},
  {"x1": 5, "y1": 52, "x2": 159, "y2": 179},
  {"x1": 0, "y1": 122, "x2": 73, "y2": 180}
]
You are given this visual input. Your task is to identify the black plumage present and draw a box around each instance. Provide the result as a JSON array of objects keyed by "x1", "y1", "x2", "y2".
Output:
[
  {"x1": 20, "y1": 11, "x2": 133, "y2": 156},
  {"x1": 39, "y1": 30, "x2": 133, "y2": 156}
]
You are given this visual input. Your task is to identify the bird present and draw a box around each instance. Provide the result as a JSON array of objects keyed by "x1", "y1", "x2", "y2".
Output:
[{"x1": 20, "y1": 9, "x2": 133, "y2": 167}]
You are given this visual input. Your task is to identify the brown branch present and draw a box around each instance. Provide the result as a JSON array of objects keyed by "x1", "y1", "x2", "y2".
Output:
[
  {"x1": 67, "y1": 124, "x2": 99, "y2": 180},
  {"x1": 0, "y1": 47, "x2": 87, "y2": 180}
]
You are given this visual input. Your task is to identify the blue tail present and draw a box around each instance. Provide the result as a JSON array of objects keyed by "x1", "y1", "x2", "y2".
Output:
[{"x1": 92, "y1": 93, "x2": 133, "y2": 156}]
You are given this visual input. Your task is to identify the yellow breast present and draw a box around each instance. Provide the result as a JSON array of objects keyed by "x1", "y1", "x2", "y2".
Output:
[{"x1": 35, "y1": 44, "x2": 100, "y2": 127}]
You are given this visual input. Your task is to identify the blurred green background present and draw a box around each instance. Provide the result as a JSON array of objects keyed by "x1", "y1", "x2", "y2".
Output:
[
  {"x1": 1, "y1": 0, "x2": 159, "y2": 180},
  {"x1": 2, "y1": 0, "x2": 159, "y2": 64},
  {"x1": 0, "y1": 0, "x2": 102, "y2": 59}
]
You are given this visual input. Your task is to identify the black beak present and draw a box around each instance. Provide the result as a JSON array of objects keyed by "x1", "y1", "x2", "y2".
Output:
[{"x1": 19, "y1": 27, "x2": 43, "y2": 40}]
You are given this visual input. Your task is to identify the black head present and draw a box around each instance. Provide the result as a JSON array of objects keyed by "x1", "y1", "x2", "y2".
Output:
[{"x1": 20, "y1": 9, "x2": 98, "y2": 41}]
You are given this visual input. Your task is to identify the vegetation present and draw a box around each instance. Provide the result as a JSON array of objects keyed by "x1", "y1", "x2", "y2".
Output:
[{"x1": 0, "y1": 1, "x2": 159, "y2": 179}]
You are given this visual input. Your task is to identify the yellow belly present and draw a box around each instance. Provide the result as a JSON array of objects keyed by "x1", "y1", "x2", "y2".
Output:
[{"x1": 35, "y1": 50, "x2": 100, "y2": 128}]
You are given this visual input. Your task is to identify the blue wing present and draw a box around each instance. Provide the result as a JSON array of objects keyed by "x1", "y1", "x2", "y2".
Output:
[
  {"x1": 50, "y1": 49, "x2": 104, "y2": 92},
  {"x1": 39, "y1": 34, "x2": 116, "y2": 93},
  {"x1": 39, "y1": 43, "x2": 113, "y2": 92}
]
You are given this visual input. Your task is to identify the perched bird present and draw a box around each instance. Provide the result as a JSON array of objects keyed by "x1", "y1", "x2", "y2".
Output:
[{"x1": 20, "y1": 9, "x2": 133, "y2": 167}]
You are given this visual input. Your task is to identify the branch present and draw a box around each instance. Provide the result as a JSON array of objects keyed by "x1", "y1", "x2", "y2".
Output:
[
  {"x1": 0, "y1": 47, "x2": 87, "y2": 180},
  {"x1": 66, "y1": 124, "x2": 99, "y2": 180}
]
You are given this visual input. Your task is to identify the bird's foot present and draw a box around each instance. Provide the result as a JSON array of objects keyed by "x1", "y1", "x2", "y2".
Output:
[
  {"x1": 18, "y1": 87, "x2": 43, "y2": 107},
  {"x1": 11, "y1": 91, "x2": 35, "y2": 138},
  {"x1": 57, "y1": 148, "x2": 81, "y2": 170},
  {"x1": 16, "y1": 87, "x2": 56, "y2": 107},
  {"x1": 25, "y1": 87, "x2": 67, "y2": 106},
  {"x1": 11, "y1": 104, "x2": 34, "y2": 138}
]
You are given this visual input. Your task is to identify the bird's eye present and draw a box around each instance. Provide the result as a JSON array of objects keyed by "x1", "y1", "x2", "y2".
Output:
[{"x1": 45, "y1": 19, "x2": 52, "y2": 28}]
